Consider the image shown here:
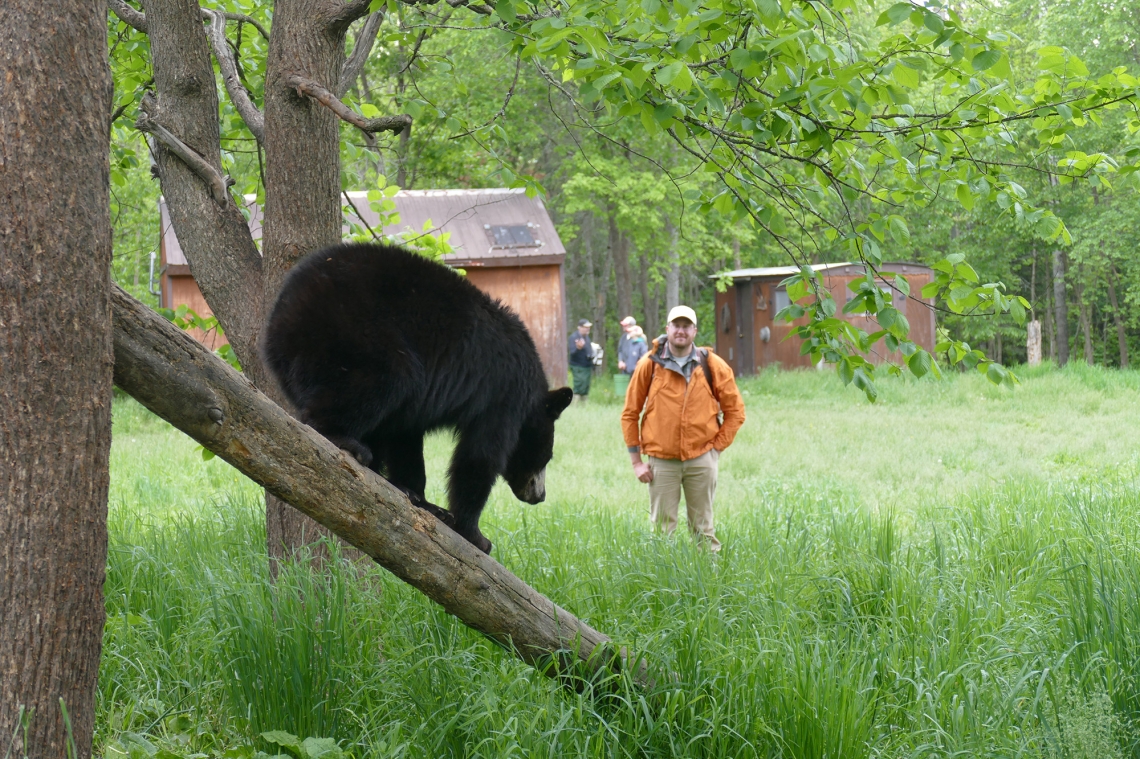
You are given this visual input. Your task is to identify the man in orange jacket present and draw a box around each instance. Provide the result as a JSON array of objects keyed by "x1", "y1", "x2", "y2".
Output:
[{"x1": 621, "y1": 305, "x2": 746, "y2": 551}]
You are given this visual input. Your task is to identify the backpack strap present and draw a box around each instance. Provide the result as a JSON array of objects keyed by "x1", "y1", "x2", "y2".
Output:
[
  {"x1": 649, "y1": 341, "x2": 719, "y2": 404},
  {"x1": 697, "y1": 348, "x2": 719, "y2": 404}
]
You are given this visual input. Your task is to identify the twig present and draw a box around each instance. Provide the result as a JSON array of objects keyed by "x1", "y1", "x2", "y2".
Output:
[
  {"x1": 136, "y1": 94, "x2": 234, "y2": 207},
  {"x1": 203, "y1": 9, "x2": 265, "y2": 143},
  {"x1": 450, "y1": 53, "x2": 521, "y2": 139},
  {"x1": 342, "y1": 190, "x2": 382, "y2": 241},
  {"x1": 286, "y1": 72, "x2": 412, "y2": 134}
]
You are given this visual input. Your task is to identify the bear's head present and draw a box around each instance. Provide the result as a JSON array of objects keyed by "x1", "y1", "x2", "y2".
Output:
[{"x1": 503, "y1": 387, "x2": 574, "y2": 504}]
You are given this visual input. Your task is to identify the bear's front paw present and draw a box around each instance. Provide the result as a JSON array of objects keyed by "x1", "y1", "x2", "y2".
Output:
[{"x1": 456, "y1": 529, "x2": 492, "y2": 555}]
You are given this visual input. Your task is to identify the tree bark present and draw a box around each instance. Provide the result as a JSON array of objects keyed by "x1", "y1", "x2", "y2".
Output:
[
  {"x1": 0, "y1": 0, "x2": 113, "y2": 753},
  {"x1": 110, "y1": 284, "x2": 629, "y2": 683},
  {"x1": 608, "y1": 207, "x2": 632, "y2": 329},
  {"x1": 1107, "y1": 263, "x2": 1129, "y2": 369},
  {"x1": 142, "y1": 0, "x2": 374, "y2": 561},
  {"x1": 1076, "y1": 266, "x2": 1094, "y2": 364},
  {"x1": 665, "y1": 223, "x2": 680, "y2": 314},
  {"x1": 1052, "y1": 249, "x2": 1069, "y2": 367},
  {"x1": 143, "y1": 0, "x2": 265, "y2": 376}
]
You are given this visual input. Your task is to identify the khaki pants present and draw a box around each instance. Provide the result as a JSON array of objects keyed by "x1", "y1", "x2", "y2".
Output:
[{"x1": 647, "y1": 449, "x2": 721, "y2": 552}]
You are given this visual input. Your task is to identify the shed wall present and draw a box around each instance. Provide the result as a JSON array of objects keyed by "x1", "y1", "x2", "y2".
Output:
[
  {"x1": 464, "y1": 264, "x2": 567, "y2": 385},
  {"x1": 716, "y1": 267, "x2": 936, "y2": 373}
]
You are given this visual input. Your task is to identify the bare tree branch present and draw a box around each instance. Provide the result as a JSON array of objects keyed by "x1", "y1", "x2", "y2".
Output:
[
  {"x1": 136, "y1": 94, "x2": 234, "y2": 207},
  {"x1": 339, "y1": 11, "x2": 384, "y2": 97},
  {"x1": 210, "y1": 9, "x2": 270, "y2": 40},
  {"x1": 328, "y1": 0, "x2": 375, "y2": 31},
  {"x1": 286, "y1": 72, "x2": 412, "y2": 134},
  {"x1": 203, "y1": 9, "x2": 265, "y2": 143},
  {"x1": 107, "y1": 0, "x2": 146, "y2": 32}
]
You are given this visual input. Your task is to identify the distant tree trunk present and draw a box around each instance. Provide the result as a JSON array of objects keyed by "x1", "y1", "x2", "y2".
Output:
[
  {"x1": 1076, "y1": 265, "x2": 1094, "y2": 364},
  {"x1": 636, "y1": 251, "x2": 650, "y2": 328},
  {"x1": 1044, "y1": 274, "x2": 1056, "y2": 363},
  {"x1": 1106, "y1": 263, "x2": 1129, "y2": 369},
  {"x1": 594, "y1": 228, "x2": 612, "y2": 361},
  {"x1": 1053, "y1": 249, "x2": 1069, "y2": 367},
  {"x1": 0, "y1": 0, "x2": 112, "y2": 754},
  {"x1": 1027, "y1": 320, "x2": 1042, "y2": 366},
  {"x1": 665, "y1": 223, "x2": 680, "y2": 313},
  {"x1": 608, "y1": 206, "x2": 632, "y2": 327},
  {"x1": 1030, "y1": 249, "x2": 1037, "y2": 321},
  {"x1": 579, "y1": 213, "x2": 597, "y2": 338}
]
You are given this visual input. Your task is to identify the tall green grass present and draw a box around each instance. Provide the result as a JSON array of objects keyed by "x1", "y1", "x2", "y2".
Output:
[{"x1": 98, "y1": 366, "x2": 1140, "y2": 757}]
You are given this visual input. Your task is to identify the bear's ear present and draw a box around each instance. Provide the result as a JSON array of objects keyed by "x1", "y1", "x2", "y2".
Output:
[{"x1": 546, "y1": 387, "x2": 574, "y2": 419}]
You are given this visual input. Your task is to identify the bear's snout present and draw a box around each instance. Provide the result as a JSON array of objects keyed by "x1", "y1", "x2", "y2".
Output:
[{"x1": 512, "y1": 468, "x2": 546, "y2": 504}]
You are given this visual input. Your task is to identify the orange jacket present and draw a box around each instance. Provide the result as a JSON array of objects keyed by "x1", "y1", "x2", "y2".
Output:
[{"x1": 621, "y1": 340, "x2": 746, "y2": 461}]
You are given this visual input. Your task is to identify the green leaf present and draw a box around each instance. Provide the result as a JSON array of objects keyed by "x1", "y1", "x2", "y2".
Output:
[
  {"x1": 894, "y1": 275, "x2": 910, "y2": 298},
  {"x1": 986, "y1": 362, "x2": 1007, "y2": 385},
  {"x1": 971, "y1": 48, "x2": 1001, "y2": 72},
  {"x1": 261, "y1": 732, "x2": 303, "y2": 757},
  {"x1": 956, "y1": 182, "x2": 975, "y2": 210},
  {"x1": 907, "y1": 349, "x2": 933, "y2": 378},
  {"x1": 877, "y1": 2, "x2": 914, "y2": 26},
  {"x1": 655, "y1": 61, "x2": 684, "y2": 86},
  {"x1": 301, "y1": 738, "x2": 343, "y2": 758}
]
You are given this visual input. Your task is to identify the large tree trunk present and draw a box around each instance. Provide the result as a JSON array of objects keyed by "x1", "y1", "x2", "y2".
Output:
[
  {"x1": 110, "y1": 284, "x2": 632, "y2": 684},
  {"x1": 0, "y1": 0, "x2": 112, "y2": 754},
  {"x1": 261, "y1": 0, "x2": 367, "y2": 563},
  {"x1": 143, "y1": 0, "x2": 265, "y2": 377},
  {"x1": 1107, "y1": 263, "x2": 1129, "y2": 369},
  {"x1": 1052, "y1": 249, "x2": 1069, "y2": 367},
  {"x1": 140, "y1": 0, "x2": 374, "y2": 562}
]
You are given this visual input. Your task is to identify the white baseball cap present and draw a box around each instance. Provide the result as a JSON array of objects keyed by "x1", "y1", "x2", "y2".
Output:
[{"x1": 666, "y1": 305, "x2": 697, "y2": 326}]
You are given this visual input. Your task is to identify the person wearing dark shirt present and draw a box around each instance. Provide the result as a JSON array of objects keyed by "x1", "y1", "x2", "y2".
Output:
[{"x1": 568, "y1": 318, "x2": 595, "y2": 401}]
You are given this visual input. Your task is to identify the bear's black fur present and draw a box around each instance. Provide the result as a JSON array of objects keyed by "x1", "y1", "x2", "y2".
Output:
[{"x1": 261, "y1": 242, "x2": 573, "y2": 553}]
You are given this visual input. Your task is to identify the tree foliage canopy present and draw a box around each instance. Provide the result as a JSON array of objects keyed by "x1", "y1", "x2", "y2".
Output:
[{"x1": 107, "y1": 0, "x2": 1140, "y2": 398}]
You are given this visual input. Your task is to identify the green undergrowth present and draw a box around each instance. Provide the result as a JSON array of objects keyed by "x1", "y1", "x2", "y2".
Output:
[{"x1": 98, "y1": 366, "x2": 1140, "y2": 757}]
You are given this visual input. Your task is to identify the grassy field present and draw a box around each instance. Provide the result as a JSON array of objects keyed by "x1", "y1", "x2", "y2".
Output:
[{"x1": 99, "y1": 363, "x2": 1140, "y2": 758}]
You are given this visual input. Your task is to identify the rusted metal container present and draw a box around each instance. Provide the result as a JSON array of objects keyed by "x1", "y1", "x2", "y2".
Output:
[{"x1": 712, "y1": 262, "x2": 936, "y2": 375}]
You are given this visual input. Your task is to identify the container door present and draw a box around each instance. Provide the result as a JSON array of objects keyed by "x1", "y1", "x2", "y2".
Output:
[{"x1": 735, "y1": 280, "x2": 755, "y2": 375}]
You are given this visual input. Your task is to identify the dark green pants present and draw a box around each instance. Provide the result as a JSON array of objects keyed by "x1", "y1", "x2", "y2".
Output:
[{"x1": 571, "y1": 365, "x2": 592, "y2": 395}]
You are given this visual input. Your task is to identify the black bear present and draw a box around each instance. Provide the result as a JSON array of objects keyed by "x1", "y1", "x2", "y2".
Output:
[{"x1": 261, "y1": 242, "x2": 573, "y2": 554}]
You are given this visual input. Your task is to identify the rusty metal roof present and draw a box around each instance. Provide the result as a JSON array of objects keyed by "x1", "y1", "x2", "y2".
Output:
[
  {"x1": 713, "y1": 261, "x2": 932, "y2": 280},
  {"x1": 345, "y1": 188, "x2": 565, "y2": 264},
  {"x1": 160, "y1": 188, "x2": 564, "y2": 268}
]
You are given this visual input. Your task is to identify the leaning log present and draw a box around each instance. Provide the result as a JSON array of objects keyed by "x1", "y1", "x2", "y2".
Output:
[{"x1": 110, "y1": 284, "x2": 617, "y2": 681}]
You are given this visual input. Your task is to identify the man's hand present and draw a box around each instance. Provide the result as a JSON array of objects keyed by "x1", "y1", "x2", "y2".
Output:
[
  {"x1": 618, "y1": 360, "x2": 626, "y2": 371},
  {"x1": 575, "y1": 337, "x2": 585, "y2": 349},
  {"x1": 633, "y1": 461, "x2": 653, "y2": 483}
]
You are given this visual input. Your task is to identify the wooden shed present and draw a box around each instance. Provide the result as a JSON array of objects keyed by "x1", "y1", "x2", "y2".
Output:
[
  {"x1": 158, "y1": 188, "x2": 568, "y2": 384},
  {"x1": 712, "y1": 262, "x2": 936, "y2": 375}
]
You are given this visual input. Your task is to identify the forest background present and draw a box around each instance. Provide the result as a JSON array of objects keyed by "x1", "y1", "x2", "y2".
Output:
[{"x1": 106, "y1": 0, "x2": 1140, "y2": 372}]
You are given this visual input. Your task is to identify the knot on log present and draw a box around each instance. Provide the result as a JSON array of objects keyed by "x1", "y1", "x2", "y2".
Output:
[{"x1": 207, "y1": 407, "x2": 224, "y2": 424}]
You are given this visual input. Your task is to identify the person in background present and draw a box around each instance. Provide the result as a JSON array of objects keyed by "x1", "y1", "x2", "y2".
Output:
[
  {"x1": 568, "y1": 318, "x2": 595, "y2": 402},
  {"x1": 617, "y1": 316, "x2": 638, "y2": 374},
  {"x1": 620, "y1": 305, "x2": 746, "y2": 551},
  {"x1": 627, "y1": 325, "x2": 649, "y2": 369}
]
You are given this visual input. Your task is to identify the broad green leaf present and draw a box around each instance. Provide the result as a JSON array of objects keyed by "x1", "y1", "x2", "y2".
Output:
[{"x1": 908, "y1": 349, "x2": 933, "y2": 378}]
